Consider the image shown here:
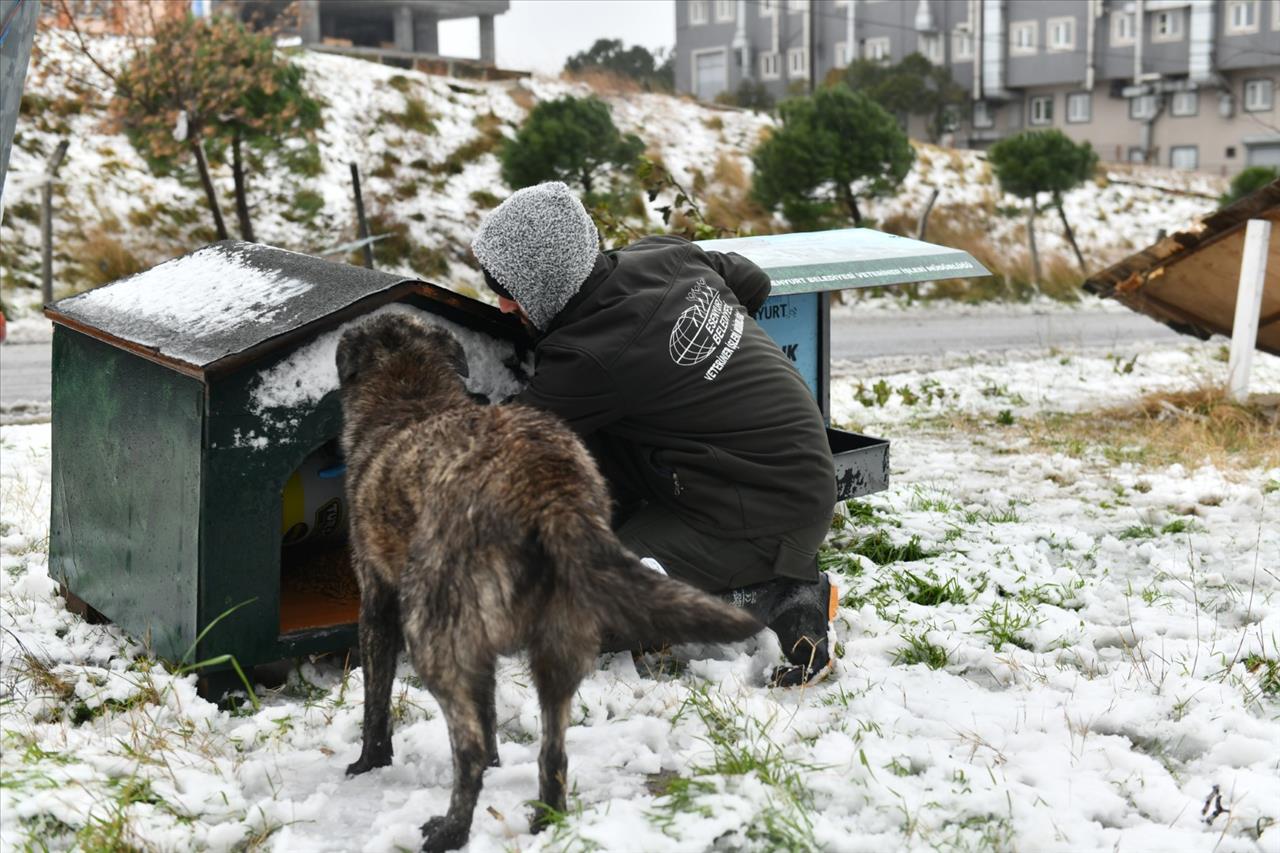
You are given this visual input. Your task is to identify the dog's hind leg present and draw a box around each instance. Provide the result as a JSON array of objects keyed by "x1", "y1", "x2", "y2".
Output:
[
  {"x1": 528, "y1": 640, "x2": 592, "y2": 832},
  {"x1": 347, "y1": 568, "x2": 401, "y2": 776},
  {"x1": 415, "y1": 653, "x2": 493, "y2": 852},
  {"x1": 476, "y1": 661, "x2": 500, "y2": 768}
]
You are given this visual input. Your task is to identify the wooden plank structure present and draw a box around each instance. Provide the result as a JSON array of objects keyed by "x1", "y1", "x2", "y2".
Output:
[{"x1": 1083, "y1": 179, "x2": 1280, "y2": 356}]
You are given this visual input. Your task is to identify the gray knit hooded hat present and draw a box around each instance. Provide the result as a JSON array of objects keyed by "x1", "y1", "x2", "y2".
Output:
[{"x1": 471, "y1": 181, "x2": 600, "y2": 331}]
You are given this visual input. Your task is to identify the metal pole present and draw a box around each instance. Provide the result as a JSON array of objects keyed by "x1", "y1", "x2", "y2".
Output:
[
  {"x1": 40, "y1": 139, "x2": 70, "y2": 305},
  {"x1": 916, "y1": 187, "x2": 940, "y2": 240},
  {"x1": 350, "y1": 162, "x2": 374, "y2": 269},
  {"x1": 1226, "y1": 218, "x2": 1271, "y2": 402}
]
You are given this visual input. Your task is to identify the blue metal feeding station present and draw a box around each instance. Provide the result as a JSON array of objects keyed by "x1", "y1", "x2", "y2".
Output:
[{"x1": 698, "y1": 228, "x2": 990, "y2": 498}]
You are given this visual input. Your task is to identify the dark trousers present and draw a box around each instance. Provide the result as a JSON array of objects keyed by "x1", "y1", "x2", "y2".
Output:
[{"x1": 614, "y1": 501, "x2": 832, "y2": 593}]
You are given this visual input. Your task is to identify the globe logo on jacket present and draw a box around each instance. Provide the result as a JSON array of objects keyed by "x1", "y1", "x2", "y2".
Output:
[{"x1": 668, "y1": 279, "x2": 745, "y2": 381}]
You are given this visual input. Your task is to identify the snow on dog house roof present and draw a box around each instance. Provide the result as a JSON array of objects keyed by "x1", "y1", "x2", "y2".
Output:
[
  {"x1": 45, "y1": 241, "x2": 468, "y2": 378},
  {"x1": 1084, "y1": 179, "x2": 1280, "y2": 357}
]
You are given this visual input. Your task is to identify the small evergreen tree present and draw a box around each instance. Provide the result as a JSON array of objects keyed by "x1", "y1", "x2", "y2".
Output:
[
  {"x1": 717, "y1": 78, "x2": 774, "y2": 112},
  {"x1": 842, "y1": 53, "x2": 967, "y2": 142},
  {"x1": 1220, "y1": 166, "x2": 1279, "y2": 205},
  {"x1": 751, "y1": 85, "x2": 913, "y2": 227},
  {"x1": 987, "y1": 129, "x2": 1097, "y2": 280},
  {"x1": 112, "y1": 14, "x2": 321, "y2": 241},
  {"x1": 564, "y1": 39, "x2": 672, "y2": 91},
  {"x1": 501, "y1": 96, "x2": 643, "y2": 195}
]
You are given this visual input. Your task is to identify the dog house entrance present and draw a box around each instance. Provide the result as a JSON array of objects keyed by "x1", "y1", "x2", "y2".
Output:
[{"x1": 278, "y1": 441, "x2": 359, "y2": 635}]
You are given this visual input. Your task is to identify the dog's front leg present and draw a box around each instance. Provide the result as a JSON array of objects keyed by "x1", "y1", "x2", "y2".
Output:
[{"x1": 347, "y1": 570, "x2": 401, "y2": 775}]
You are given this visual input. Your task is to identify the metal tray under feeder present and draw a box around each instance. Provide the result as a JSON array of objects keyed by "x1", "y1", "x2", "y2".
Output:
[{"x1": 45, "y1": 242, "x2": 528, "y2": 695}]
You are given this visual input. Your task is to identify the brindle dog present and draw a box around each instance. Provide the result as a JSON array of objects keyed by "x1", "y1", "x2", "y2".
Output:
[{"x1": 336, "y1": 314, "x2": 762, "y2": 852}]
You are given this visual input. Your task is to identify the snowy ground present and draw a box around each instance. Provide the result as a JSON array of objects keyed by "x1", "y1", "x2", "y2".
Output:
[{"x1": 3, "y1": 337, "x2": 1278, "y2": 852}]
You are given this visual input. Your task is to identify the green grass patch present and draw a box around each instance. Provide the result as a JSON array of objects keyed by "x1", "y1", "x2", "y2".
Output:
[
  {"x1": 893, "y1": 630, "x2": 949, "y2": 669},
  {"x1": 844, "y1": 531, "x2": 938, "y2": 566},
  {"x1": 894, "y1": 569, "x2": 969, "y2": 606},
  {"x1": 651, "y1": 687, "x2": 818, "y2": 850},
  {"x1": 974, "y1": 601, "x2": 1035, "y2": 652},
  {"x1": 1244, "y1": 655, "x2": 1280, "y2": 697},
  {"x1": 1160, "y1": 518, "x2": 1199, "y2": 535}
]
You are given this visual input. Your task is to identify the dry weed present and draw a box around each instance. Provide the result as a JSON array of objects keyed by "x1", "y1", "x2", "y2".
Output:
[
  {"x1": 1024, "y1": 387, "x2": 1280, "y2": 470},
  {"x1": 69, "y1": 226, "x2": 148, "y2": 293},
  {"x1": 506, "y1": 84, "x2": 536, "y2": 112},
  {"x1": 561, "y1": 67, "x2": 644, "y2": 95}
]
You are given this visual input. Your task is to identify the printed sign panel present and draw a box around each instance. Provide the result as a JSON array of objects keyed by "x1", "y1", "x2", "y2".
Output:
[
  {"x1": 754, "y1": 292, "x2": 820, "y2": 400},
  {"x1": 697, "y1": 228, "x2": 989, "y2": 295}
]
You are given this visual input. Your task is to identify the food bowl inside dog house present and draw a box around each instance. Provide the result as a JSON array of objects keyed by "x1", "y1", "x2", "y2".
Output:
[{"x1": 45, "y1": 242, "x2": 528, "y2": 694}]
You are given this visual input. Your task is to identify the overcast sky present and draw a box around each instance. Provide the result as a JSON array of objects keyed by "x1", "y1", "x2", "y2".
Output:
[{"x1": 438, "y1": 0, "x2": 677, "y2": 75}]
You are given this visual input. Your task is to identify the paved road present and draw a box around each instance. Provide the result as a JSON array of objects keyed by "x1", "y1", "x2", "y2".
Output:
[
  {"x1": 0, "y1": 308, "x2": 1184, "y2": 414},
  {"x1": 1, "y1": 342, "x2": 53, "y2": 412},
  {"x1": 829, "y1": 307, "x2": 1181, "y2": 361}
]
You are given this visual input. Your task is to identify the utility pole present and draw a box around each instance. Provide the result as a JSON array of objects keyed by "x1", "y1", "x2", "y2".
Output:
[{"x1": 41, "y1": 140, "x2": 70, "y2": 306}]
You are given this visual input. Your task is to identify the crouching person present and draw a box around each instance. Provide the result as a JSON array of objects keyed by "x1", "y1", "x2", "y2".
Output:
[{"x1": 471, "y1": 182, "x2": 838, "y2": 686}]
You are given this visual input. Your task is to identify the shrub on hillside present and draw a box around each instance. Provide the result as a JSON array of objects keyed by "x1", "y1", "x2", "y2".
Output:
[
  {"x1": 1220, "y1": 166, "x2": 1279, "y2": 205},
  {"x1": 840, "y1": 53, "x2": 967, "y2": 142},
  {"x1": 110, "y1": 14, "x2": 321, "y2": 242},
  {"x1": 563, "y1": 39, "x2": 674, "y2": 91},
  {"x1": 987, "y1": 129, "x2": 1097, "y2": 281},
  {"x1": 500, "y1": 96, "x2": 643, "y2": 195},
  {"x1": 751, "y1": 84, "x2": 913, "y2": 228}
]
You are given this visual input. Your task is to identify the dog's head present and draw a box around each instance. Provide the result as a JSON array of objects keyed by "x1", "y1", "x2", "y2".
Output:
[{"x1": 336, "y1": 312, "x2": 470, "y2": 404}]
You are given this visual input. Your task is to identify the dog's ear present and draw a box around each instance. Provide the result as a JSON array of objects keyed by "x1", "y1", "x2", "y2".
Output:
[
  {"x1": 443, "y1": 334, "x2": 470, "y2": 379},
  {"x1": 336, "y1": 330, "x2": 365, "y2": 385}
]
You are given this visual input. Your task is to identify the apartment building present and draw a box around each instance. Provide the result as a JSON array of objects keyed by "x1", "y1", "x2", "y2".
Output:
[
  {"x1": 211, "y1": 0, "x2": 509, "y2": 65},
  {"x1": 675, "y1": 0, "x2": 1280, "y2": 174}
]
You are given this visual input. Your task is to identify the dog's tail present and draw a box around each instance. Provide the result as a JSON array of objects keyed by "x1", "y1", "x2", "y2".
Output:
[{"x1": 541, "y1": 513, "x2": 763, "y2": 647}]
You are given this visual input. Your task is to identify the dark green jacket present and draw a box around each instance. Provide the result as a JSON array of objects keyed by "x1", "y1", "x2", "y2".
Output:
[{"x1": 516, "y1": 236, "x2": 835, "y2": 539}]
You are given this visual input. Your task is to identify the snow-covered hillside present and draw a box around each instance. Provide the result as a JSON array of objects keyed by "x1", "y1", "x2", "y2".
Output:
[{"x1": 2, "y1": 30, "x2": 1225, "y2": 317}]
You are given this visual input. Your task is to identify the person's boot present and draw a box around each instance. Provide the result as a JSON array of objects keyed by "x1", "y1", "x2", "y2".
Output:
[{"x1": 720, "y1": 574, "x2": 838, "y2": 688}]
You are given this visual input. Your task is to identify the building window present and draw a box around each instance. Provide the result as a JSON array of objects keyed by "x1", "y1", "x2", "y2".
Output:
[
  {"x1": 1171, "y1": 90, "x2": 1199, "y2": 116},
  {"x1": 1274, "y1": 0, "x2": 1280, "y2": 30},
  {"x1": 689, "y1": 0, "x2": 708, "y2": 26},
  {"x1": 760, "y1": 51, "x2": 781, "y2": 79},
  {"x1": 715, "y1": 0, "x2": 735, "y2": 22},
  {"x1": 973, "y1": 100, "x2": 994, "y2": 129},
  {"x1": 787, "y1": 46, "x2": 808, "y2": 78},
  {"x1": 1047, "y1": 17, "x2": 1075, "y2": 51},
  {"x1": 1244, "y1": 78, "x2": 1275, "y2": 111},
  {"x1": 1029, "y1": 95, "x2": 1054, "y2": 125},
  {"x1": 834, "y1": 41, "x2": 852, "y2": 68},
  {"x1": 952, "y1": 28, "x2": 974, "y2": 61},
  {"x1": 1226, "y1": 1, "x2": 1260, "y2": 34},
  {"x1": 1066, "y1": 92, "x2": 1091, "y2": 123},
  {"x1": 1170, "y1": 146, "x2": 1199, "y2": 170},
  {"x1": 919, "y1": 33, "x2": 944, "y2": 64},
  {"x1": 1128, "y1": 147, "x2": 1147, "y2": 163},
  {"x1": 1153, "y1": 10, "x2": 1184, "y2": 41},
  {"x1": 1111, "y1": 11, "x2": 1136, "y2": 46},
  {"x1": 1010, "y1": 21, "x2": 1038, "y2": 55},
  {"x1": 758, "y1": 0, "x2": 777, "y2": 15},
  {"x1": 864, "y1": 37, "x2": 891, "y2": 62},
  {"x1": 787, "y1": 0, "x2": 808, "y2": 11},
  {"x1": 1130, "y1": 94, "x2": 1158, "y2": 119}
]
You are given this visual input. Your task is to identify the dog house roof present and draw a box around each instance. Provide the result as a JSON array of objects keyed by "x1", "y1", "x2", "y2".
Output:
[{"x1": 46, "y1": 241, "x2": 427, "y2": 377}]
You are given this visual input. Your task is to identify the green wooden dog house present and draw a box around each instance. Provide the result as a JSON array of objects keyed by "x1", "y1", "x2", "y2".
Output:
[{"x1": 45, "y1": 242, "x2": 526, "y2": 693}]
